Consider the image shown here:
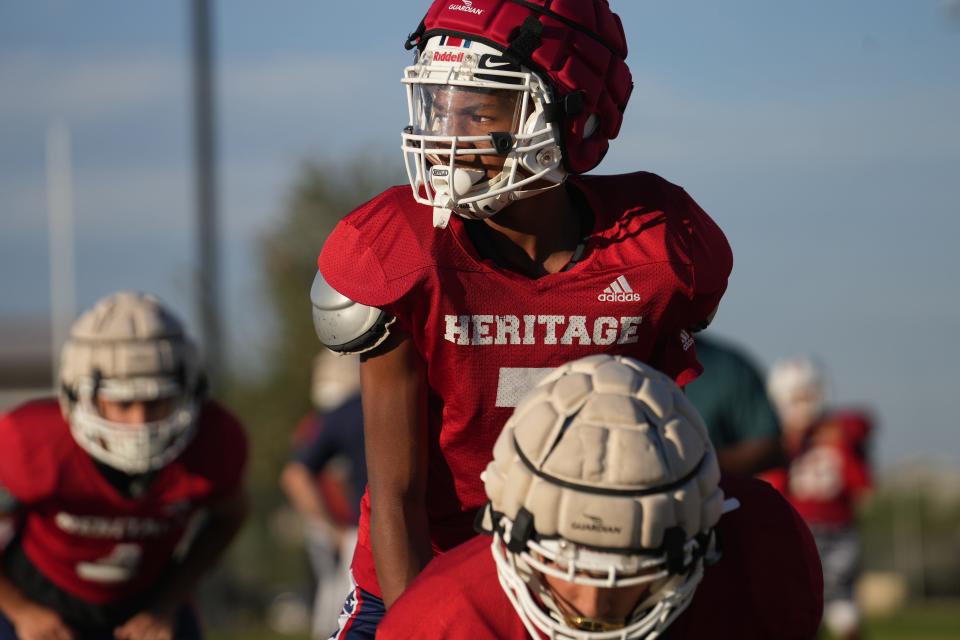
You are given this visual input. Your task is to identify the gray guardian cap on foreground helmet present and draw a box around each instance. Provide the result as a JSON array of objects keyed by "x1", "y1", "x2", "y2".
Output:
[
  {"x1": 479, "y1": 354, "x2": 728, "y2": 639},
  {"x1": 59, "y1": 291, "x2": 203, "y2": 474}
]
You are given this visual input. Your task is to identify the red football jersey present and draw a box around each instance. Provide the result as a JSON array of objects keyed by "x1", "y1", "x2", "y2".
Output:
[
  {"x1": 0, "y1": 398, "x2": 248, "y2": 605},
  {"x1": 762, "y1": 411, "x2": 873, "y2": 527},
  {"x1": 319, "y1": 173, "x2": 732, "y2": 596},
  {"x1": 378, "y1": 476, "x2": 823, "y2": 640}
]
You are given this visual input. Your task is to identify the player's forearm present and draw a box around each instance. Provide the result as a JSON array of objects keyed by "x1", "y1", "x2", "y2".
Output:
[
  {"x1": 0, "y1": 565, "x2": 38, "y2": 625},
  {"x1": 370, "y1": 493, "x2": 433, "y2": 608},
  {"x1": 147, "y1": 489, "x2": 250, "y2": 613},
  {"x1": 360, "y1": 333, "x2": 430, "y2": 606},
  {"x1": 280, "y1": 462, "x2": 332, "y2": 523}
]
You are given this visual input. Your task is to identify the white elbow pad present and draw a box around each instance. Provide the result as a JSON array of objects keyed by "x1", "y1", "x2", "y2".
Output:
[{"x1": 310, "y1": 270, "x2": 394, "y2": 354}]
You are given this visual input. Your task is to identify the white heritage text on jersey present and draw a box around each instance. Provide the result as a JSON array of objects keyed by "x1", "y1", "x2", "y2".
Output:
[{"x1": 443, "y1": 314, "x2": 644, "y2": 347}]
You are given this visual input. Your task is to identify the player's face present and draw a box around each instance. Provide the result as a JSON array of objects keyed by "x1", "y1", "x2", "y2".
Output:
[
  {"x1": 421, "y1": 85, "x2": 520, "y2": 178},
  {"x1": 780, "y1": 390, "x2": 822, "y2": 432},
  {"x1": 541, "y1": 572, "x2": 652, "y2": 631},
  {"x1": 96, "y1": 396, "x2": 175, "y2": 425}
]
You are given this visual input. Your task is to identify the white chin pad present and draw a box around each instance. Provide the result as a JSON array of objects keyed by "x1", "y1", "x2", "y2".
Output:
[{"x1": 430, "y1": 165, "x2": 485, "y2": 198}]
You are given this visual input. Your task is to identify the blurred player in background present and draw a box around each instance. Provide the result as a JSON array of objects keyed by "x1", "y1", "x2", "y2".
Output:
[
  {"x1": 280, "y1": 354, "x2": 365, "y2": 638},
  {"x1": 764, "y1": 356, "x2": 873, "y2": 640},
  {"x1": 0, "y1": 292, "x2": 249, "y2": 640},
  {"x1": 379, "y1": 355, "x2": 823, "y2": 639},
  {"x1": 311, "y1": 1, "x2": 732, "y2": 634},
  {"x1": 685, "y1": 333, "x2": 783, "y2": 475}
]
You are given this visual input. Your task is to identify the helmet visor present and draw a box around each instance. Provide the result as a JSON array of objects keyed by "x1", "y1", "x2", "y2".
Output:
[{"x1": 414, "y1": 84, "x2": 521, "y2": 138}]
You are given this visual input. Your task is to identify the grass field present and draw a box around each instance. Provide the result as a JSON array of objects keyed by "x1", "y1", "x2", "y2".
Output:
[
  {"x1": 863, "y1": 602, "x2": 960, "y2": 640},
  {"x1": 207, "y1": 602, "x2": 960, "y2": 640}
]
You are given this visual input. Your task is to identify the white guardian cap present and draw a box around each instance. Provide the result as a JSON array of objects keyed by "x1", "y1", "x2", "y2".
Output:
[
  {"x1": 59, "y1": 291, "x2": 204, "y2": 474},
  {"x1": 479, "y1": 354, "x2": 728, "y2": 639}
]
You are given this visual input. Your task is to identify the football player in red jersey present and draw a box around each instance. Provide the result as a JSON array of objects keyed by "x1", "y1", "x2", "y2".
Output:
[
  {"x1": 378, "y1": 355, "x2": 823, "y2": 639},
  {"x1": 763, "y1": 357, "x2": 873, "y2": 640},
  {"x1": 0, "y1": 292, "x2": 249, "y2": 640},
  {"x1": 311, "y1": 1, "x2": 732, "y2": 634}
]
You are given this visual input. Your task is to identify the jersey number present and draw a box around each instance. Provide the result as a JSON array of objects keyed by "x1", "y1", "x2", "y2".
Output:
[
  {"x1": 789, "y1": 447, "x2": 843, "y2": 501},
  {"x1": 76, "y1": 543, "x2": 143, "y2": 583},
  {"x1": 495, "y1": 367, "x2": 553, "y2": 407}
]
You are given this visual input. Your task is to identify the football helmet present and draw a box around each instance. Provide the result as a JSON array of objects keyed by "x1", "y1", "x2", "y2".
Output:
[
  {"x1": 479, "y1": 354, "x2": 728, "y2": 639},
  {"x1": 59, "y1": 291, "x2": 204, "y2": 474},
  {"x1": 767, "y1": 356, "x2": 828, "y2": 431},
  {"x1": 402, "y1": 0, "x2": 633, "y2": 227},
  {"x1": 310, "y1": 351, "x2": 360, "y2": 412}
]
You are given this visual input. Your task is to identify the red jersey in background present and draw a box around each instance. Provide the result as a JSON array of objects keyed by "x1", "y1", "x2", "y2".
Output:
[
  {"x1": 763, "y1": 411, "x2": 873, "y2": 527},
  {"x1": 0, "y1": 399, "x2": 248, "y2": 605}
]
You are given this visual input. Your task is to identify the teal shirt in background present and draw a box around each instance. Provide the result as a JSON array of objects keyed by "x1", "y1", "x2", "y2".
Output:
[{"x1": 685, "y1": 334, "x2": 781, "y2": 449}]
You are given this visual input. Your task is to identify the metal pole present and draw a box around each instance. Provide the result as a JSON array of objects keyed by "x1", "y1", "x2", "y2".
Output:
[
  {"x1": 47, "y1": 120, "x2": 76, "y2": 390},
  {"x1": 189, "y1": 0, "x2": 222, "y2": 386}
]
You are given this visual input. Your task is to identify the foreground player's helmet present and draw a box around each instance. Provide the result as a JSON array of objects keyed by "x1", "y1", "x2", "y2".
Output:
[
  {"x1": 402, "y1": 0, "x2": 633, "y2": 227},
  {"x1": 479, "y1": 355, "x2": 725, "y2": 639},
  {"x1": 59, "y1": 291, "x2": 204, "y2": 474},
  {"x1": 767, "y1": 355, "x2": 827, "y2": 431}
]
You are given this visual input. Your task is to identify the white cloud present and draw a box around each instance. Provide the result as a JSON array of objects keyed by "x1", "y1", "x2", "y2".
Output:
[{"x1": 0, "y1": 51, "x2": 183, "y2": 122}]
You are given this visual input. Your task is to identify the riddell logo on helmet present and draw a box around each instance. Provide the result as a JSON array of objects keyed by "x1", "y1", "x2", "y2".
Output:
[
  {"x1": 448, "y1": 0, "x2": 484, "y2": 16},
  {"x1": 433, "y1": 51, "x2": 466, "y2": 63}
]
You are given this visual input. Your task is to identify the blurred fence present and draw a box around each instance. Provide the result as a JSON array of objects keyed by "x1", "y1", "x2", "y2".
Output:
[{"x1": 861, "y1": 460, "x2": 960, "y2": 606}]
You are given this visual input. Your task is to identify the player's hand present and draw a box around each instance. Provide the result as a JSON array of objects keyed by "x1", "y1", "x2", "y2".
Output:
[
  {"x1": 11, "y1": 603, "x2": 74, "y2": 640},
  {"x1": 113, "y1": 608, "x2": 176, "y2": 640},
  {"x1": 307, "y1": 518, "x2": 345, "y2": 549}
]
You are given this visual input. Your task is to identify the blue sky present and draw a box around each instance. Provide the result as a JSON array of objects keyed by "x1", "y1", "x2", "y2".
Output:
[{"x1": 1, "y1": 1, "x2": 958, "y2": 469}]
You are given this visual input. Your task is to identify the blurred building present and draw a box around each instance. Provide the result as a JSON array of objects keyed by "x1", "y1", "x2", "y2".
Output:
[{"x1": 0, "y1": 316, "x2": 54, "y2": 411}]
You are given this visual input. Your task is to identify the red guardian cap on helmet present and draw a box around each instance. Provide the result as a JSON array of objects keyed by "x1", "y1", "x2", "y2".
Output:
[{"x1": 407, "y1": 0, "x2": 634, "y2": 174}]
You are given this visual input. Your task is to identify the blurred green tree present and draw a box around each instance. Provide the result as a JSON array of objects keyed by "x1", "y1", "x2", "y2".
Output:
[
  {"x1": 210, "y1": 157, "x2": 400, "y2": 606},
  {"x1": 230, "y1": 157, "x2": 400, "y2": 492}
]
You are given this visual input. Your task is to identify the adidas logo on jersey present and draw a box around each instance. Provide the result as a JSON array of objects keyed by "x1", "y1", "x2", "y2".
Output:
[{"x1": 598, "y1": 275, "x2": 641, "y2": 302}]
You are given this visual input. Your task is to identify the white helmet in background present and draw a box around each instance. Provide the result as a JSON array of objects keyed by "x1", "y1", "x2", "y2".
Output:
[
  {"x1": 767, "y1": 356, "x2": 828, "y2": 431},
  {"x1": 479, "y1": 355, "x2": 728, "y2": 639},
  {"x1": 310, "y1": 351, "x2": 360, "y2": 412},
  {"x1": 59, "y1": 291, "x2": 204, "y2": 474}
]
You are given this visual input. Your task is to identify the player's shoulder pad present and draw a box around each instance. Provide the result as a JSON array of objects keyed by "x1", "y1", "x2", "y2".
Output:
[
  {"x1": 318, "y1": 186, "x2": 458, "y2": 309},
  {"x1": 717, "y1": 474, "x2": 824, "y2": 635},
  {"x1": 179, "y1": 400, "x2": 249, "y2": 495},
  {"x1": 827, "y1": 409, "x2": 874, "y2": 444},
  {"x1": 0, "y1": 399, "x2": 70, "y2": 503},
  {"x1": 572, "y1": 171, "x2": 718, "y2": 249},
  {"x1": 311, "y1": 269, "x2": 395, "y2": 354}
]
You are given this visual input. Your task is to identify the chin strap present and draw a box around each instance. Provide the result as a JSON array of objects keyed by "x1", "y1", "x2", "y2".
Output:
[
  {"x1": 433, "y1": 206, "x2": 454, "y2": 229},
  {"x1": 431, "y1": 176, "x2": 566, "y2": 228}
]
